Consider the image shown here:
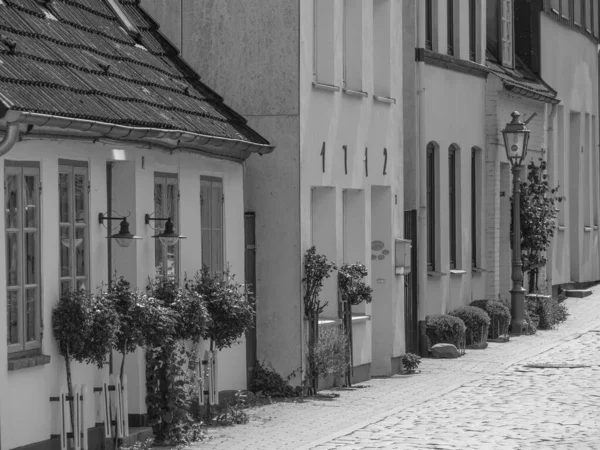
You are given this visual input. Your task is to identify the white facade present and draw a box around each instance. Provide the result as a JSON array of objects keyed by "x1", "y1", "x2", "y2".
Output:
[
  {"x1": 0, "y1": 134, "x2": 248, "y2": 450},
  {"x1": 144, "y1": 0, "x2": 405, "y2": 380}
]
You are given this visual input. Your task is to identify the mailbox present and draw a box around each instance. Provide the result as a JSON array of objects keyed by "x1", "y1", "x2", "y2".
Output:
[{"x1": 395, "y1": 238, "x2": 411, "y2": 275}]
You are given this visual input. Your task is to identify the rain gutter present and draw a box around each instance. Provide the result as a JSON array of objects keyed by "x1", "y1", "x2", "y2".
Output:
[
  {"x1": 0, "y1": 121, "x2": 19, "y2": 157},
  {"x1": 1, "y1": 110, "x2": 275, "y2": 160}
]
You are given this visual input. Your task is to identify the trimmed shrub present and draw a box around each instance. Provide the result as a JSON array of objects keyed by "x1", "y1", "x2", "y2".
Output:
[
  {"x1": 448, "y1": 306, "x2": 491, "y2": 348},
  {"x1": 470, "y1": 300, "x2": 511, "y2": 340},
  {"x1": 425, "y1": 315, "x2": 466, "y2": 351},
  {"x1": 526, "y1": 294, "x2": 569, "y2": 330}
]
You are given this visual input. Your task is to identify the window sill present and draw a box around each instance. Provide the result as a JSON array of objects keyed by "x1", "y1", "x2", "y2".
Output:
[
  {"x1": 373, "y1": 95, "x2": 396, "y2": 104},
  {"x1": 584, "y1": 226, "x2": 593, "y2": 233},
  {"x1": 427, "y1": 270, "x2": 447, "y2": 277},
  {"x1": 450, "y1": 269, "x2": 467, "y2": 276},
  {"x1": 312, "y1": 81, "x2": 341, "y2": 92},
  {"x1": 343, "y1": 87, "x2": 368, "y2": 98},
  {"x1": 557, "y1": 225, "x2": 567, "y2": 231},
  {"x1": 351, "y1": 314, "x2": 370, "y2": 324},
  {"x1": 472, "y1": 267, "x2": 488, "y2": 274},
  {"x1": 8, "y1": 354, "x2": 51, "y2": 371}
]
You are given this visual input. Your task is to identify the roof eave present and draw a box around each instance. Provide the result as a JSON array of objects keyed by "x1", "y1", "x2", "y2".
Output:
[
  {"x1": 1, "y1": 110, "x2": 275, "y2": 160},
  {"x1": 503, "y1": 82, "x2": 560, "y2": 104}
]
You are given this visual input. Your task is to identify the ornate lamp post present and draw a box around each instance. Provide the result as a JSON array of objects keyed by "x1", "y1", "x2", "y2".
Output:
[{"x1": 502, "y1": 111, "x2": 531, "y2": 335}]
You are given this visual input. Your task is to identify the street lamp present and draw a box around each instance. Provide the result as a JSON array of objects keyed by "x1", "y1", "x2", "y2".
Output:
[{"x1": 502, "y1": 111, "x2": 531, "y2": 336}]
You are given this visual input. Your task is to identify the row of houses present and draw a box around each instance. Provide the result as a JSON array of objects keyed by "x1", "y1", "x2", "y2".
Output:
[{"x1": 1, "y1": 1, "x2": 599, "y2": 449}]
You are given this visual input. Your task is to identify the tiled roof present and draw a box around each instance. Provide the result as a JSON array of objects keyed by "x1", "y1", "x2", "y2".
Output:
[
  {"x1": 0, "y1": 0, "x2": 273, "y2": 155},
  {"x1": 486, "y1": 47, "x2": 559, "y2": 104}
]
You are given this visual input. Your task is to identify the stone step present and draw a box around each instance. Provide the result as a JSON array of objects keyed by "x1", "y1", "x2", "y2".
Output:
[{"x1": 565, "y1": 289, "x2": 593, "y2": 298}]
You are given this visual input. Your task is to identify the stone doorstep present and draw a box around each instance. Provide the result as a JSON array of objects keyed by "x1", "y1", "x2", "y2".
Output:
[{"x1": 564, "y1": 290, "x2": 593, "y2": 298}]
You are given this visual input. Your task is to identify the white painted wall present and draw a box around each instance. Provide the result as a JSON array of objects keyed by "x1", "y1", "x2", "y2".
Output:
[
  {"x1": 0, "y1": 136, "x2": 247, "y2": 449},
  {"x1": 539, "y1": 14, "x2": 600, "y2": 285},
  {"x1": 420, "y1": 64, "x2": 486, "y2": 317}
]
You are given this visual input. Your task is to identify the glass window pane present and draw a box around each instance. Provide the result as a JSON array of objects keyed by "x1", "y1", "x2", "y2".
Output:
[
  {"x1": 166, "y1": 246, "x2": 176, "y2": 279},
  {"x1": 75, "y1": 278, "x2": 87, "y2": 292},
  {"x1": 74, "y1": 173, "x2": 86, "y2": 223},
  {"x1": 59, "y1": 172, "x2": 70, "y2": 223},
  {"x1": 60, "y1": 280, "x2": 71, "y2": 297},
  {"x1": 5, "y1": 173, "x2": 20, "y2": 229},
  {"x1": 154, "y1": 180, "x2": 163, "y2": 217},
  {"x1": 25, "y1": 288, "x2": 37, "y2": 342},
  {"x1": 75, "y1": 227, "x2": 86, "y2": 277},
  {"x1": 6, "y1": 232, "x2": 19, "y2": 286},
  {"x1": 24, "y1": 174, "x2": 38, "y2": 228},
  {"x1": 7, "y1": 290, "x2": 20, "y2": 345},
  {"x1": 25, "y1": 232, "x2": 37, "y2": 284},
  {"x1": 60, "y1": 227, "x2": 71, "y2": 278},
  {"x1": 166, "y1": 181, "x2": 177, "y2": 222}
]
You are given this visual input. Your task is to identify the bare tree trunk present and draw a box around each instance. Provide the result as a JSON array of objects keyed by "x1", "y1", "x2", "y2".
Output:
[
  {"x1": 65, "y1": 349, "x2": 75, "y2": 439},
  {"x1": 119, "y1": 340, "x2": 127, "y2": 382}
]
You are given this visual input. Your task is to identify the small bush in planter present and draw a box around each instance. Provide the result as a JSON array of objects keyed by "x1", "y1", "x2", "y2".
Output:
[
  {"x1": 526, "y1": 294, "x2": 569, "y2": 330},
  {"x1": 470, "y1": 300, "x2": 511, "y2": 341},
  {"x1": 425, "y1": 315, "x2": 466, "y2": 352},
  {"x1": 448, "y1": 306, "x2": 491, "y2": 349},
  {"x1": 401, "y1": 353, "x2": 421, "y2": 374}
]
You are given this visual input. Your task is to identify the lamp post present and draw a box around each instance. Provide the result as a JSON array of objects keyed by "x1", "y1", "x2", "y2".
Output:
[{"x1": 502, "y1": 111, "x2": 531, "y2": 336}]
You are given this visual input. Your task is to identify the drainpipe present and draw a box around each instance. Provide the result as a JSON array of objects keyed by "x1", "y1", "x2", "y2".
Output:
[
  {"x1": 416, "y1": 0, "x2": 428, "y2": 356},
  {"x1": 0, "y1": 122, "x2": 20, "y2": 157},
  {"x1": 546, "y1": 103, "x2": 557, "y2": 295}
]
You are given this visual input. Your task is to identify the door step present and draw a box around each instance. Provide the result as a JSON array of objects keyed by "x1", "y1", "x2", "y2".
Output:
[{"x1": 564, "y1": 289, "x2": 592, "y2": 298}]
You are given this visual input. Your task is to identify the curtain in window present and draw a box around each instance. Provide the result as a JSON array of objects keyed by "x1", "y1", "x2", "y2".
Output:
[{"x1": 154, "y1": 173, "x2": 179, "y2": 279}]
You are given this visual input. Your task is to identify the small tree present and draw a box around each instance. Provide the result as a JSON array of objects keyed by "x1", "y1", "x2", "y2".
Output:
[
  {"x1": 52, "y1": 289, "x2": 119, "y2": 433},
  {"x1": 302, "y1": 246, "x2": 337, "y2": 394},
  {"x1": 187, "y1": 266, "x2": 254, "y2": 352},
  {"x1": 512, "y1": 158, "x2": 566, "y2": 291},
  {"x1": 337, "y1": 263, "x2": 372, "y2": 386}
]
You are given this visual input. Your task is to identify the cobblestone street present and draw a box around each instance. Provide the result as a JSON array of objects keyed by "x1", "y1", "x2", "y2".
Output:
[{"x1": 197, "y1": 289, "x2": 600, "y2": 450}]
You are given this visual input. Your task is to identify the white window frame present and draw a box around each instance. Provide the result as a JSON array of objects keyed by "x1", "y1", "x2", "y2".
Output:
[
  {"x1": 6, "y1": 161, "x2": 41, "y2": 355},
  {"x1": 201, "y1": 176, "x2": 224, "y2": 278},
  {"x1": 154, "y1": 172, "x2": 180, "y2": 280},
  {"x1": 58, "y1": 160, "x2": 90, "y2": 297}
]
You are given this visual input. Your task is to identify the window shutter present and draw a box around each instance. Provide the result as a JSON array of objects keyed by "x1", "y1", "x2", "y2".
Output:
[
  {"x1": 201, "y1": 178, "x2": 224, "y2": 277},
  {"x1": 500, "y1": 0, "x2": 513, "y2": 68}
]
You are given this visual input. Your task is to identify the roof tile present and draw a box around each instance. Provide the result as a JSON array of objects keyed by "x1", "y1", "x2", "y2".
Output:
[{"x1": 0, "y1": 0, "x2": 270, "y2": 147}]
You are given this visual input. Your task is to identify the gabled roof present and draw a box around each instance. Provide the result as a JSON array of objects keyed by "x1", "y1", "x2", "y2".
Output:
[
  {"x1": 486, "y1": 47, "x2": 559, "y2": 105},
  {"x1": 0, "y1": 0, "x2": 273, "y2": 158}
]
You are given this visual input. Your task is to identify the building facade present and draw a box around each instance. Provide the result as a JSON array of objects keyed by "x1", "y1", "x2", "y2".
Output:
[
  {"x1": 0, "y1": 1, "x2": 272, "y2": 448},
  {"x1": 143, "y1": 0, "x2": 406, "y2": 380}
]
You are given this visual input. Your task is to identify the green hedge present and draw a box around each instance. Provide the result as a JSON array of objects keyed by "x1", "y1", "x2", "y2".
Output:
[
  {"x1": 448, "y1": 306, "x2": 490, "y2": 347},
  {"x1": 470, "y1": 300, "x2": 511, "y2": 339},
  {"x1": 425, "y1": 314, "x2": 466, "y2": 348}
]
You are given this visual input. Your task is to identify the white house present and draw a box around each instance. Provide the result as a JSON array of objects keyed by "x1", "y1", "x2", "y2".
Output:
[
  {"x1": 512, "y1": 0, "x2": 600, "y2": 292},
  {"x1": 0, "y1": 1, "x2": 272, "y2": 449},
  {"x1": 406, "y1": 0, "x2": 489, "y2": 329},
  {"x1": 143, "y1": 0, "x2": 405, "y2": 381}
]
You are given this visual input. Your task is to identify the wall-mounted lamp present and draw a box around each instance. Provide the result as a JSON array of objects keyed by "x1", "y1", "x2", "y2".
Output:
[
  {"x1": 98, "y1": 213, "x2": 142, "y2": 248},
  {"x1": 145, "y1": 214, "x2": 186, "y2": 246}
]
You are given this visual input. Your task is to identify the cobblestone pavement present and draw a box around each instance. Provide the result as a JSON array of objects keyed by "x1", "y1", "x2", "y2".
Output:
[{"x1": 195, "y1": 289, "x2": 600, "y2": 450}]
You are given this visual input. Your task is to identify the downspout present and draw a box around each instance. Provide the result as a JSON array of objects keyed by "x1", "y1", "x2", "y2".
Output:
[
  {"x1": 545, "y1": 103, "x2": 558, "y2": 295},
  {"x1": 0, "y1": 122, "x2": 20, "y2": 156},
  {"x1": 416, "y1": 0, "x2": 428, "y2": 352}
]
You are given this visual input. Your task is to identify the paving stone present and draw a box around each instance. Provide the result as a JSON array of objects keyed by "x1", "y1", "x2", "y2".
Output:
[{"x1": 194, "y1": 290, "x2": 600, "y2": 449}]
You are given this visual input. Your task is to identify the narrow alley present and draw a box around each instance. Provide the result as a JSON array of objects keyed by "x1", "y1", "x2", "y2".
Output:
[{"x1": 198, "y1": 290, "x2": 600, "y2": 450}]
